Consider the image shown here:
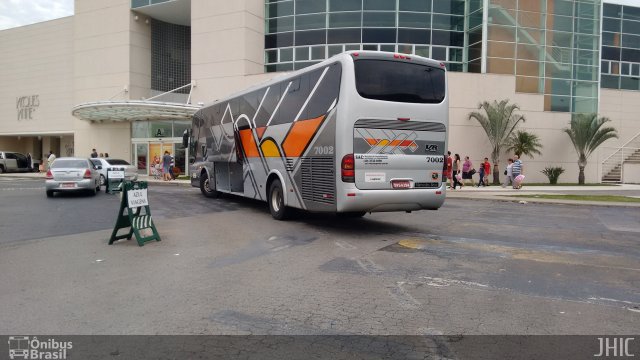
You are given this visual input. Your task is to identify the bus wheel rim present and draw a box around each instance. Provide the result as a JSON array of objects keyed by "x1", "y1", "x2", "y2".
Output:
[{"x1": 272, "y1": 188, "x2": 281, "y2": 212}]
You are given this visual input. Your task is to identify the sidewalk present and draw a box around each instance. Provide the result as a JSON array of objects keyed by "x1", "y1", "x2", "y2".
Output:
[
  {"x1": 2, "y1": 172, "x2": 639, "y2": 206},
  {"x1": 444, "y1": 183, "x2": 640, "y2": 207}
]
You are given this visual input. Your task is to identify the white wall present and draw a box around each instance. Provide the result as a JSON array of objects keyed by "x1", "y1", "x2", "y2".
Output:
[{"x1": 0, "y1": 18, "x2": 74, "y2": 137}]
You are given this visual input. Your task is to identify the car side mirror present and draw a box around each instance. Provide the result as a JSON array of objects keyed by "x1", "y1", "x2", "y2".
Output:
[{"x1": 95, "y1": 165, "x2": 102, "y2": 170}]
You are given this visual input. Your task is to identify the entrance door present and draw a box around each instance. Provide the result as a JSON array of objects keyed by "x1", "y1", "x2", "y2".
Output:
[
  {"x1": 149, "y1": 143, "x2": 174, "y2": 176},
  {"x1": 135, "y1": 143, "x2": 148, "y2": 175}
]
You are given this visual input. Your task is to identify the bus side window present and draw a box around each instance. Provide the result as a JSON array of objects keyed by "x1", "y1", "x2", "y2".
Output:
[
  {"x1": 254, "y1": 86, "x2": 279, "y2": 128},
  {"x1": 274, "y1": 74, "x2": 310, "y2": 125}
]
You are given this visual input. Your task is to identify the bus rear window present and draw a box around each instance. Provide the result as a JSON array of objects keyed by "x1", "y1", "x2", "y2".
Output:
[{"x1": 354, "y1": 60, "x2": 445, "y2": 104}]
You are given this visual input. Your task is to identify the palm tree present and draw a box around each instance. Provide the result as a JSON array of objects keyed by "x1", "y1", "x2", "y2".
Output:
[
  {"x1": 468, "y1": 99, "x2": 525, "y2": 184},
  {"x1": 563, "y1": 113, "x2": 618, "y2": 184},
  {"x1": 506, "y1": 130, "x2": 543, "y2": 159}
]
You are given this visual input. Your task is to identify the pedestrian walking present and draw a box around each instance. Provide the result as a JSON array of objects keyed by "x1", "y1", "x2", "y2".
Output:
[
  {"x1": 482, "y1": 157, "x2": 491, "y2": 186},
  {"x1": 169, "y1": 154, "x2": 176, "y2": 180},
  {"x1": 512, "y1": 154, "x2": 524, "y2": 189},
  {"x1": 446, "y1": 151, "x2": 453, "y2": 189},
  {"x1": 26, "y1": 152, "x2": 33, "y2": 171},
  {"x1": 162, "y1": 151, "x2": 172, "y2": 181},
  {"x1": 462, "y1": 156, "x2": 474, "y2": 186},
  {"x1": 477, "y1": 162, "x2": 485, "y2": 187},
  {"x1": 91, "y1": 149, "x2": 98, "y2": 158},
  {"x1": 47, "y1": 151, "x2": 56, "y2": 170},
  {"x1": 104, "y1": 152, "x2": 109, "y2": 158},
  {"x1": 452, "y1": 153, "x2": 463, "y2": 189},
  {"x1": 502, "y1": 158, "x2": 514, "y2": 188}
]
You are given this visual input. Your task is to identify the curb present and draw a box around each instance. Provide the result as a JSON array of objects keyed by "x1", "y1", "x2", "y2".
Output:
[{"x1": 445, "y1": 193, "x2": 640, "y2": 208}]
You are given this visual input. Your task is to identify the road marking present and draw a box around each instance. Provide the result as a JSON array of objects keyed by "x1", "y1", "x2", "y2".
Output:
[
  {"x1": 355, "y1": 257, "x2": 384, "y2": 274},
  {"x1": 389, "y1": 281, "x2": 421, "y2": 310},
  {"x1": 270, "y1": 244, "x2": 291, "y2": 252},
  {"x1": 420, "y1": 276, "x2": 490, "y2": 289},
  {"x1": 334, "y1": 240, "x2": 356, "y2": 249}
]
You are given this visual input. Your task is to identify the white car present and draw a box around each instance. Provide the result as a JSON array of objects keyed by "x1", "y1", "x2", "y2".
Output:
[{"x1": 89, "y1": 158, "x2": 138, "y2": 187}]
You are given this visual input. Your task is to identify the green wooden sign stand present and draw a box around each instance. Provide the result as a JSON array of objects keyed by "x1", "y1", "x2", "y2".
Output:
[{"x1": 109, "y1": 181, "x2": 161, "y2": 246}]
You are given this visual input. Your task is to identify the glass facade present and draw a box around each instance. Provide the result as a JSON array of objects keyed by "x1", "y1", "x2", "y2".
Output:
[
  {"x1": 483, "y1": 0, "x2": 601, "y2": 114},
  {"x1": 262, "y1": 1, "x2": 640, "y2": 113},
  {"x1": 264, "y1": 0, "x2": 465, "y2": 72},
  {"x1": 151, "y1": 19, "x2": 191, "y2": 93},
  {"x1": 601, "y1": 3, "x2": 640, "y2": 91}
]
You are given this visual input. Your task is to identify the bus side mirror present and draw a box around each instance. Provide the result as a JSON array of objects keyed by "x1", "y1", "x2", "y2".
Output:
[{"x1": 182, "y1": 129, "x2": 190, "y2": 148}]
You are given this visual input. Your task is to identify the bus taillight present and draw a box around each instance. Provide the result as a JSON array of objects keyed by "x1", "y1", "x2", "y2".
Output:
[{"x1": 341, "y1": 154, "x2": 355, "y2": 183}]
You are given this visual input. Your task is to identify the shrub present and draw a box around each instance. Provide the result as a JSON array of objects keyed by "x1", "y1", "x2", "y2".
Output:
[{"x1": 541, "y1": 166, "x2": 565, "y2": 184}]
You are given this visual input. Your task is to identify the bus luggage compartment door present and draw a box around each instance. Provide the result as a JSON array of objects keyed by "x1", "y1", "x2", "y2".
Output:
[{"x1": 353, "y1": 124, "x2": 445, "y2": 190}]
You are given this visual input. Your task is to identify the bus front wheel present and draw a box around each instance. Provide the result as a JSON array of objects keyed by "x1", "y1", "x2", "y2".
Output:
[
  {"x1": 200, "y1": 171, "x2": 219, "y2": 198},
  {"x1": 268, "y1": 179, "x2": 289, "y2": 220}
]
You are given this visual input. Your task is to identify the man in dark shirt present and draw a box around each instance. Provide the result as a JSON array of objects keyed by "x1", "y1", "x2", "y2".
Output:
[{"x1": 91, "y1": 149, "x2": 98, "y2": 158}]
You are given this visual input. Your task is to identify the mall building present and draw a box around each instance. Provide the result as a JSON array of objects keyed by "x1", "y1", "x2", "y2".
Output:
[{"x1": 1, "y1": 0, "x2": 639, "y2": 183}]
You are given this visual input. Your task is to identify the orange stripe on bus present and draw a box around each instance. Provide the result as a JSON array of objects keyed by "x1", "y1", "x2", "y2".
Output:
[
  {"x1": 256, "y1": 127, "x2": 267, "y2": 140},
  {"x1": 365, "y1": 138, "x2": 379, "y2": 145},
  {"x1": 281, "y1": 115, "x2": 325, "y2": 157},
  {"x1": 239, "y1": 129, "x2": 260, "y2": 157},
  {"x1": 260, "y1": 138, "x2": 282, "y2": 157}
]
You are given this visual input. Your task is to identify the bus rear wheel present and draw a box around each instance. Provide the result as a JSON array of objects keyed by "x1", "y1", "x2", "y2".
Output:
[
  {"x1": 200, "y1": 171, "x2": 219, "y2": 198},
  {"x1": 268, "y1": 179, "x2": 289, "y2": 220}
]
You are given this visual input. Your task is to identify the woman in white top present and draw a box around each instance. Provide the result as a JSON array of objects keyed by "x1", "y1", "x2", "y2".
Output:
[{"x1": 502, "y1": 158, "x2": 514, "y2": 188}]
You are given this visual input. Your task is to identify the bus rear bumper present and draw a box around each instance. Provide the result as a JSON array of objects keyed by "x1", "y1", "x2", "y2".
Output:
[{"x1": 337, "y1": 185, "x2": 447, "y2": 213}]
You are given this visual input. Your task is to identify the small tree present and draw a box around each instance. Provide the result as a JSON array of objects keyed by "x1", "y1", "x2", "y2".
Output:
[
  {"x1": 507, "y1": 130, "x2": 543, "y2": 159},
  {"x1": 563, "y1": 113, "x2": 618, "y2": 184},
  {"x1": 469, "y1": 99, "x2": 525, "y2": 184},
  {"x1": 541, "y1": 166, "x2": 565, "y2": 185}
]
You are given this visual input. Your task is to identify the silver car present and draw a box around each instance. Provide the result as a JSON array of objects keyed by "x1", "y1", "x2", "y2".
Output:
[
  {"x1": 89, "y1": 158, "x2": 138, "y2": 187},
  {"x1": 45, "y1": 158, "x2": 101, "y2": 197}
]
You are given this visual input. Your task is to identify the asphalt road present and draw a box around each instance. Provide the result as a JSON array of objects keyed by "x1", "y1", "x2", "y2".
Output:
[{"x1": 0, "y1": 176, "x2": 638, "y2": 337}]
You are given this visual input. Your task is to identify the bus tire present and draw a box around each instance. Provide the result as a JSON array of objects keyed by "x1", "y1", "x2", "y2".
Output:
[
  {"x1": 200, "y1": 171, "x2": 219, "y2": 198},
  {"x1": 268, "y1": 179, "x2": 289, "y2": 220}
]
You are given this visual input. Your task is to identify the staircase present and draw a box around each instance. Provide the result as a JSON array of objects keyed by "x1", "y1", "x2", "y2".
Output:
[{"x1": 601, "y1": 132, "x2": 640, "y2": 183}]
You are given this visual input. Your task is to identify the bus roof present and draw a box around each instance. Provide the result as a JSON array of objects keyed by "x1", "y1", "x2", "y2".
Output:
[{"x1": 194, "y1": 51, "x2": 445, "y2": 116}]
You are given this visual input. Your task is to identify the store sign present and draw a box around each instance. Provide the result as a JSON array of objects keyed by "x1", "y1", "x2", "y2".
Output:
[{"x1": 17, "y1": 95, "x2": 40, "y2": 120}]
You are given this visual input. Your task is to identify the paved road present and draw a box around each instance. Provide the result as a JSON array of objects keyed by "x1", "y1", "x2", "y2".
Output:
[{"x1": 0, "y1": 176, "x2": 638, "y2": 336}]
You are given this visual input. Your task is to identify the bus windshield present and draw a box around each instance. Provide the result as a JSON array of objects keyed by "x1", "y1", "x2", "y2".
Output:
[{"x1": 354, "y1": 59, "x2": 445, "y2": 104}]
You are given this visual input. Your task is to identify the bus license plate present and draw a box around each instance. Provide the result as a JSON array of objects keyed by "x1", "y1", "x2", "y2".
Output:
[{"x1": 391, "y1": 180, "x2": 411, "y2": 189}]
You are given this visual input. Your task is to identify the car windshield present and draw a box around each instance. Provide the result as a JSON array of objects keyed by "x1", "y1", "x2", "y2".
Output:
[
  {"x1": 51, "y1": 160, "x2": 89, "y2": 169},
  {"x1": 106, "y1": 159, "x2": 130, "y2": 166}
]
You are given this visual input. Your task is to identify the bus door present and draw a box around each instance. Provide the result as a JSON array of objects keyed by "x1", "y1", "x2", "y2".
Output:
[{"x1": 353, "y1": 120, "x2": 445, "y2": 190}]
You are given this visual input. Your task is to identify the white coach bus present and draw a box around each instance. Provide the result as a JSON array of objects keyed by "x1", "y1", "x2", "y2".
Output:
[{"x1": 186, "y1": 51, "x2": 448, "y2": 220}]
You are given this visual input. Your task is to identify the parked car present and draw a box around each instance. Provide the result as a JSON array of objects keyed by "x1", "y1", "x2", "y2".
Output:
[
  {"x1": 0, "y1": 151, "x2": 32, "y2": 173},
  {"x1": 45, "y1": 158, "x2": 101, "y2": 197},
  {"x1": 89, "y1": 158, "x2": 138, "y2": 187}
]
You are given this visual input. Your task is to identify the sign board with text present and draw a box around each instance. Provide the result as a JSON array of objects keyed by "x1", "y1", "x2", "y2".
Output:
[{"x1": 109, "y1": 181, "x2": 160, "y2": 246}]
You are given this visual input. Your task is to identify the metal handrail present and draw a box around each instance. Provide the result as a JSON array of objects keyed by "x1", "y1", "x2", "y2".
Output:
[{"x1": 601, "y1": 131, "x2": 640, "y2": 166}]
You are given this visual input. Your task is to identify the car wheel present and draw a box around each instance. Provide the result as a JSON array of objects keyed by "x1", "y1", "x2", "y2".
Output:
[
  {"x1": 268, "y1": 179, "x2": 289, "y2": 220},
  {"x1": 99, "y1": 175, "x2": 105, "y2": 187},
  {"x1": 0, "y1": 165, "x2": 4, "y2": 174},
  {"x1": 200, "y1": 170, "x2": 219, "y2": 198},
  {"x1": 46, "y1": 190, "x2": 54, "y2": 198}
]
